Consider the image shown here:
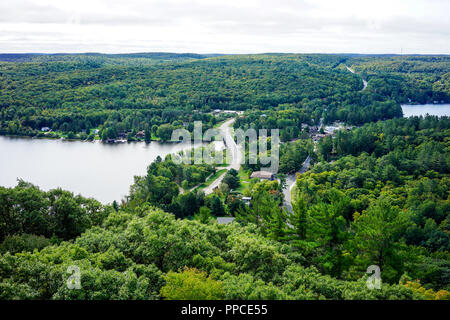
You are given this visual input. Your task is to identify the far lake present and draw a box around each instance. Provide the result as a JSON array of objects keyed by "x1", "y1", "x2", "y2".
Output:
[
  {"x1": 0, "y1": 137, "x2": 197, "y2": 204},
  {"x1": 401, "y1": 104, "x2": 450, "y2": 117}
]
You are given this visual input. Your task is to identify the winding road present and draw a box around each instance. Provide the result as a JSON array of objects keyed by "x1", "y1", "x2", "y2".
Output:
[
  {"x1": 346, "y1": 65, "x2": 367, "y2": 91},
  {"x1": 199, "y1": 116, "x2": 312, "y2": 212},
  {"x1": 203, "y1": 118, "x2": 242, "y2": 195},
  {"x1": 200, "y1": 116, "x2": 312, "y2": 210},
  {"x1": 281, "y1": 64, "x2": 366, "y2": 211},
  {"x1": 282, "y1": 155, "x2": 311, "y2": 213},
  {"x1": 201, "y1": 65, "x2": 364, "y2": 207}
]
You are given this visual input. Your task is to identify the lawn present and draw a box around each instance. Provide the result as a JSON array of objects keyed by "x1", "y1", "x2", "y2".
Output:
[{"x1": 235, "y1": 169, "x2": 252, "y2": 193}]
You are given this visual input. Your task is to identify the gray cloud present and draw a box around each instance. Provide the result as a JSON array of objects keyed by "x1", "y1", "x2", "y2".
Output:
[
  {"x1": 0, "y1": 0, "x2": 68, "y2": 24},
  {"x1": 0, "y1": 0, "x2": 448, "y2": 54}
]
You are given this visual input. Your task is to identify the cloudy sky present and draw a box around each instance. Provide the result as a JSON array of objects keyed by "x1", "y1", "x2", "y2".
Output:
[{"x1": 0, "y1": 0, "x2": 448, "y2": 54}]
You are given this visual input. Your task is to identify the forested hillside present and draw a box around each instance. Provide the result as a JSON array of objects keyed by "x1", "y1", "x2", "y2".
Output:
[
  {"x1": 298, "y1": 117, "x2": 450, "y2": 289},
  {"x1": 2, "y1": 53, "x2": 439, "y2": 140},
  {"x1": 348, "y1": 55, "x2": 449, "y2": 104}
]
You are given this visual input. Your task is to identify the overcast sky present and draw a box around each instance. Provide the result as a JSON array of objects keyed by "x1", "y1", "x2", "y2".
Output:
[{"x1": 0, "y1": 0, "x2": 448, "y2": 54}]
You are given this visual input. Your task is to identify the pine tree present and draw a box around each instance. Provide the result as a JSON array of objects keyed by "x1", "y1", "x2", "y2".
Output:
[
  {"x1": 286, "y1": 196, "x2": 307, "y2": 243},
  {"x1": 267, "y1": 208, "x2": 287, "y2": 241},
  {"x1": 236, "y1": 189, "x2": 281, "y2": 236},
  {"x1": 350, "y1": 198, "x2": 411, "y2": 283}
]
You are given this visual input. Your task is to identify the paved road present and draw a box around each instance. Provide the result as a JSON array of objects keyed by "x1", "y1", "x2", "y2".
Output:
[
  {"x1": 346, "y1": 65, "x2": 367, "y2": 91},
  {"x1": 201, "y1": 117, "x2": 311, "y2": 206},
  {"x1": 282, "y1": 155, "x2": 311, "y2": 213},
  {"x1": 203, "y1": 118, "x2": 242, "y2": 195}
]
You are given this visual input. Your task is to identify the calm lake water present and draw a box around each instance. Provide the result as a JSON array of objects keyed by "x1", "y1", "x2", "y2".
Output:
[
  {"x1": 0, "y1": 137, "x2": 195, "y2": 204},
  {"x1": 401, "y1": 104, "x2": 450, "y2": 117}
]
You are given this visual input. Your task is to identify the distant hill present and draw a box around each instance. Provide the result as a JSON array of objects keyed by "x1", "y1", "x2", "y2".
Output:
[
  {"x1": 0, "y1": 53, "x2": 47, "y2": 62},
  {"x1": 0, "y1": 52, "x2": 222, "y2": 63}
]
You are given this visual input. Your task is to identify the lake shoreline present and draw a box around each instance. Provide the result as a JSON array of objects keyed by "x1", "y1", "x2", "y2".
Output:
[
  {"x1": 401, "y1": 103, "x2": 450, "y2": 118},
  {"x1": 0, "y1": 133, "x2": 187, "y2": 144},
  {"x1": 0, "y1": 135, "x2": 198, "y2": 203},
  {"x1": 401, "y1": 101, "x2": 448, "y2": 105}
]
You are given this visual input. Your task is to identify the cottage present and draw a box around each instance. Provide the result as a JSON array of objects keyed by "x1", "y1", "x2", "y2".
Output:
[
  {"x1": 242, "y1": 196, "x2": 252, "y2": 206},
  {"x1": 117, "y1": 132, "x2": 127, "y2": 139},
  {"x1": 136, "y1": 130, "x2": 145, "y2": 138},
  {"x1": 312, "y1": 133, "x2": 328, "y2": 142},
  {"x1": 309, "y1": 126, "x2": 319, "y2": 134},
  {"x1": 223, "y1": 110, "x2": 239, "y2": 114},
  {"x1": 41, "y1": 127, "x2": 51, "y2": 132},
  {"x1": 250, "y1": 171, "x2": 275, "y2": 180}
]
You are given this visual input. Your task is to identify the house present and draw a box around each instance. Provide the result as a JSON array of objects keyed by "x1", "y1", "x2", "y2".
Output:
[
  {"x1": 250, "y1": 171, "x2": 275, "y2": 180},
  {"x1": 93, "y1": 129, "x2": 100, "y2": 134},
  {"x1": 41, "y1": 127, "x2": 51, "y2": 132},
  {"x1": 117, "y1": 132, "x2": 127, "y2": 139},
  {"x1": 136, "y1": 130, "x2": 145, "y2": 138},
  {"x1": 217, "y1": 217, "x2": 235, "y2": 225},
  {"x1": 312, "y1": 133, "x2": 327, "y2": 142},
  {"x1": 309, "y1": 126, "x2": 319, "y2": 134},
  {"x1": 223, "y1": 110, "x2": 239, "y2": 114},
  {"x1": 242, "y1": 196, "x2": 252, "y2": 206}
]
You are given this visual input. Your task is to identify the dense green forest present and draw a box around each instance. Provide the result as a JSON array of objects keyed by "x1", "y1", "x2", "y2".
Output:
[
  {"x1": 348, "y1": 55, "x2": 449, "y2": 104},
  {"x1": 4, "y1": 53, "x2": 447, "y2": 141},
  {"x1": 0, "y1": 53, "x2": 449, "y2": 300},
  {"x1": 0, "y1": 205, "x2": 428, "y2": 300},
  {"x1": 294, "y1": 116, "x2": 449, "y2": 288}
]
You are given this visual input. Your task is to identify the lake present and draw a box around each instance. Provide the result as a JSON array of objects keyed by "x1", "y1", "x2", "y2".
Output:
[
  {"x1": 0, "y1": 137, "x2": 196, "y2": 204},
  {"x1": 401, "y1": 104, "x2": 450, "y2": 117}
]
